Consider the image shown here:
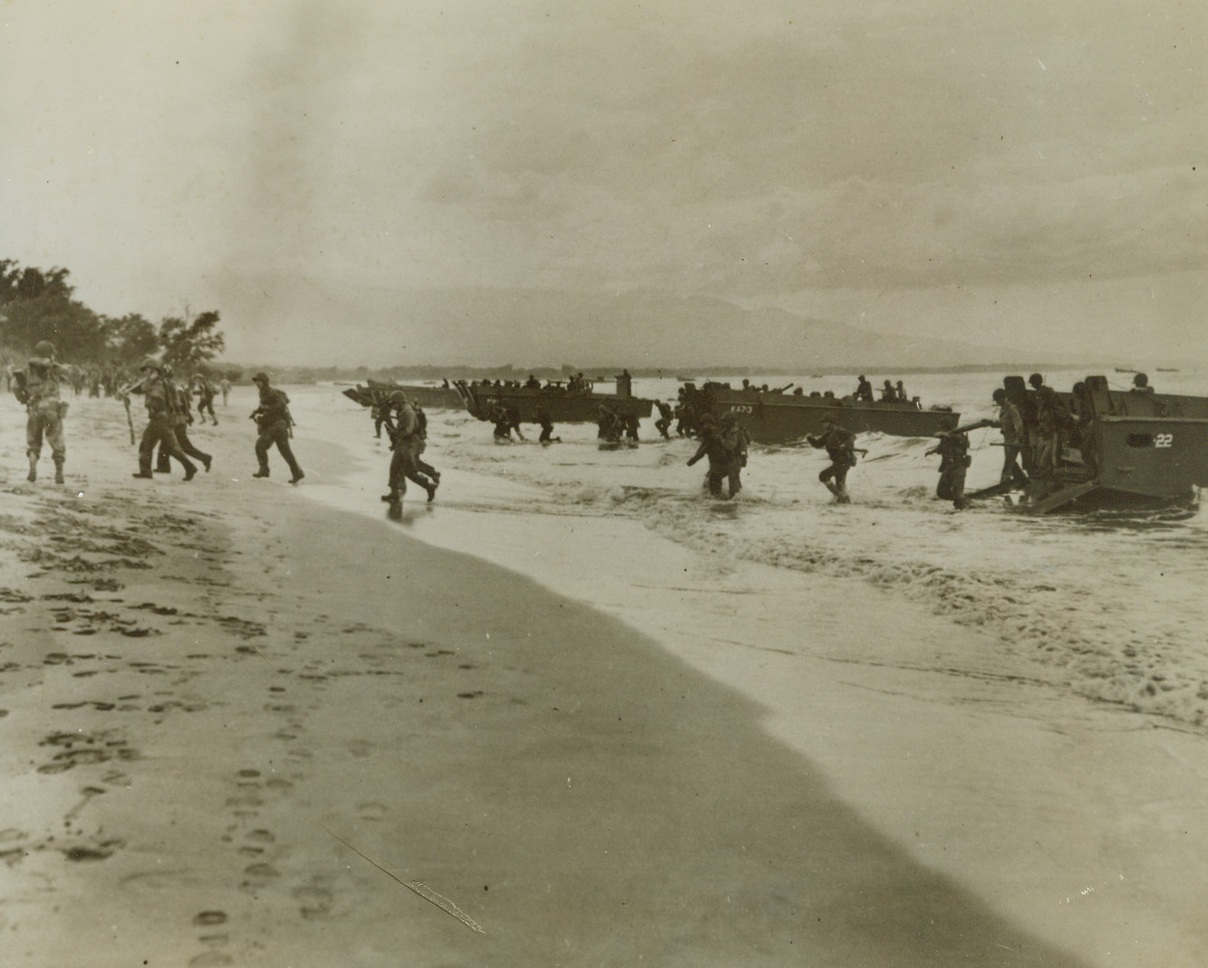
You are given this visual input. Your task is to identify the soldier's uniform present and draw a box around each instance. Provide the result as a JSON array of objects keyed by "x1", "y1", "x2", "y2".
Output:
[
  {"x1": 18, "y1": 341, "x2": 67, "y2": 483},
  {"x1": 132, "y1": 360, "x2": 196, "y2": 480},
  {"x1": 993, "y1": 389, "x2": 1028, "y2": 486},
  {"x1": 654, "y1": 401, "x2": 673, "y2": 439},
  {"x1": 381, "y1": 392, "x2": 437, "y2": 503},
  {"x1": 932, "y1": 431, "x2": 971, "y2": 509},
  {"x1": 155, "y1": 369, "x2": 212, "y2": 473},
  {"x1": 251, "y1": 373, "x2": 304, "y2": 483},
  {"x1": 807, "y1": 418, "x2": 857, "y2": 503},
  {"x1": 194, "y1": 376, "x2": 219, "y2": 425}
]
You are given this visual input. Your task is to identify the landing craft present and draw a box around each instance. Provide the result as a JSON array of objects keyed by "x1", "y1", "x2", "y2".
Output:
[
  {"x1": 681, "y1": 381, "x2": 960, "y2": 443},
  {"x1": 455, "y1": 372, "x2": 654, "y2": 424},
  {"x1": 971, "y1": 374, "x2": 1208, "y2": 513},
  {"x1": 341, "y1": 379, "x2": 464, "y2": 410}
]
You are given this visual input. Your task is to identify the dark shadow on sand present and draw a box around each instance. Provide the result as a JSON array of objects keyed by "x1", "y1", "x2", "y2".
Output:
[{"x1": 287, "y1": 504, "x2": 1094, "y2": 968}]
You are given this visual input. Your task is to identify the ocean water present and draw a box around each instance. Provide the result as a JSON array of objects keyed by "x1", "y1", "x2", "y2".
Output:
[{"x1": 294, "y1": 366, "x2": 1208, "y2": 732}]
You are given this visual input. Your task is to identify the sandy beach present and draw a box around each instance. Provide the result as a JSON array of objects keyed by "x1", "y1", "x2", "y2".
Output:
[{"x1": 2, "y1": 389, "x2": 1206, "y2": 967}]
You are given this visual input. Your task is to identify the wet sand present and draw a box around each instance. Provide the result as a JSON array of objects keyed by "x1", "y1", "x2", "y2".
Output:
[{"x1": 0, "y1": 393, "x2": 1182, "y2": 965}]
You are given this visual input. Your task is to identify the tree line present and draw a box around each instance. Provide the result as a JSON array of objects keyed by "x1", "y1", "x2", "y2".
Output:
[{"x1": 1, "y1": 258, "x2": 231, "y2": 374}]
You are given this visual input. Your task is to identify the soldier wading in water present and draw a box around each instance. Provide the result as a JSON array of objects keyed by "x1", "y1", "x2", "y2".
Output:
[
  {"x1": 807, "y1": 415, "x2": 858, "y2": 504},
  {"x1": 687, "y1": 412, "x2": 749, "y2": 499}
]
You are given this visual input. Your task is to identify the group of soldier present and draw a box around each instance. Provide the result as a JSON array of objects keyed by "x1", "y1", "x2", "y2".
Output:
[
  {"x1": 11, "y1": 341, "x2": 302, "y2": 487},
  {"x1": 18, "y1": 350, "x2": 1139, "y2": 514},
  {"x1": 853, "y1": 375, "x2": 913, "y2": 404},
  {"x1": 926, "y1": 371, "x2": 1147, "y2": 510}
]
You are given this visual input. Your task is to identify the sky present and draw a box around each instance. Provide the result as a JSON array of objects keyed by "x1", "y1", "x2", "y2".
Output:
[{"x1": 1, "y1": 0, "x2": 1205, "y2": 366}]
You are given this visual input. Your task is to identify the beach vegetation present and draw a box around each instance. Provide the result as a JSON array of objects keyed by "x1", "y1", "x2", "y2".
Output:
[
  {"x1": 0, "y1": 257, "x2": 226, "y2": 368},
  {"x1": 157, "y1": 310, "x2": 226, "y2": 370}
]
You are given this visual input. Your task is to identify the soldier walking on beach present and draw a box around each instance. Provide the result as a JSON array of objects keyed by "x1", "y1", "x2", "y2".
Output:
[
  {"x1": 128, "y1": 358, "x2": 197, "y2": 481},
  {"x1": 380, "y1": 391, "x2": 438, "y2": 503},
  {"x1": 807, "y1": 415, "x2": 857, "y2": 504},
  {"x1": 410, "y1": 402, "x2": 442, "y2": 484},
  {"x1": 155, "y1": 365, "x2": 212, "y2": 475},
  {"x1": 14, "y1": 340, "x2": 68, "y2": 483},
  {"x1": 250, "y1": 372, "x2": 304, "y2": 483},
  {"x1": 193, "y1": 374, "x2": 219, "y2": 425},
  {"x1": 220, "y1": 377, "x2": 231, "y2": 406}
]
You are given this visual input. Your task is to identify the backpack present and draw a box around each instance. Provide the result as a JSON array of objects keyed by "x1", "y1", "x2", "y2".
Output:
[{"x1": 12, "y1": 370, "x2": 29, "y2": 405}]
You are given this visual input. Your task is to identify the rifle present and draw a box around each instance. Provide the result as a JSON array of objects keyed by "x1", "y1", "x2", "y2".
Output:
[
  {"x1": 122, "y1": 395, "x2": 135, "y2": 445},
  {"x1": 933, "y1": 417, "x2": 997, "y2": 438}
]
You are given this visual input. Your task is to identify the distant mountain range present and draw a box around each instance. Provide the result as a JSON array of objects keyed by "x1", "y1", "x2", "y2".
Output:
[
  {"x1": 216, "y1": 274, "x2": 1090, "y2": 370},
  {"x1": 375, "y1": 287, "x2": 1075, "y2": 370}
]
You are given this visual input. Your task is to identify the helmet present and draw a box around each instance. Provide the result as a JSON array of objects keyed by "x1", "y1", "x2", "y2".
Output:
[
  {"x1": 34, "y1": 340, "x2": 55, "y2": 357},
  {"x1": 720, "y1": 412, "x2": 737, "y2": 425},
  {"x1": 140, "y1": 357, "x2": 161, "y2": 372},
  {"x1": 992, "y1": 388, "x2": 1006, "y2": 403},
  {"x1": 388, "y1": 390, "x2": 408, "y2": 405},
  {"x1": 1028, "y1": 373, "x2": 1044, "y2": 389},
  {"x1": 252, "y1": 372, "x2": 269, "y2": 384}
]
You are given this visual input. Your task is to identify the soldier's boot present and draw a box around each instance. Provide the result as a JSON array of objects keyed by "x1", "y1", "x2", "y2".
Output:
[
  {"x1": 253, "y1": 464, "x2": 270, "y2": 478},
  {"x1": 182, "y1": 459, "x2": 198, "y2": 482},
  {"x1": 836, "y1": 485, "x2": 851, "y2": 505},
  {"x1": 53, "y1": 458, "x2": 64, "y2": 485},
  {"x1": 133, "y1": 457, "x2": 154, "y2": 479},
  {"x1": 26, "y1": 453, "x2": 37, "y2": 483}
]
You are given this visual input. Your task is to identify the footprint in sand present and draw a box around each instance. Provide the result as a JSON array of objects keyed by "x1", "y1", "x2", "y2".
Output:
[
  {"x1": 0, "y1": 828, "x2": 29, "y2": 863},
  {"x1": 292, "y1": 880, "x2": 335, "y2": 921},
  {"x1": 62, "y1": 838, "x2": 124, "y2": 862},
  {"x1": 188, "y1": 952, "x2": 233, "y2": 967},
  {"x1": 345, "y1": 739, "x2": 373, "y2": 760},
  {"x1": 240, "y1": 861, "x2": 281, "y2": 891},
  {"x1": 237, "y1": 828, "x2": 275, "y2": 857},
  {"x1": 356, "y1": 802, "x2": 389, "y2": 823},
  {"x1": 224, "y1": 793, "x2": 263, "y2": 818},
  {"x1": 189, "y1": 910, "x2": 233, "y2": 964}
]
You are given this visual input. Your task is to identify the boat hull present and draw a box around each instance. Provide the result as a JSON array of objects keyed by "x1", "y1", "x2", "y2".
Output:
[
  {"x1": 1094, "y1": 416, "x2": 1208, "y2": 499},
  {"x1": 693, "y1": 386, "x2": 960, "y2": 443},
  {"x1": 343, "y1": 381, "x2": 464, "y2": 410},
  {"x1": 462, "y1": 385, "x2": 654, "y2": 423},
  {"x1": 991, "y1": 375, "x2": 1208, "y2": 513},
  {"x1": 391, "y1": 384, "x2": 465, "y2": 409}
]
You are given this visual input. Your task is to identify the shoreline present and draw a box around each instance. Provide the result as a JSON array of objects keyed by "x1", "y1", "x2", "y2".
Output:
[{"x1": 1, "y1": 392, "x2": 1205, "y2": 965}]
